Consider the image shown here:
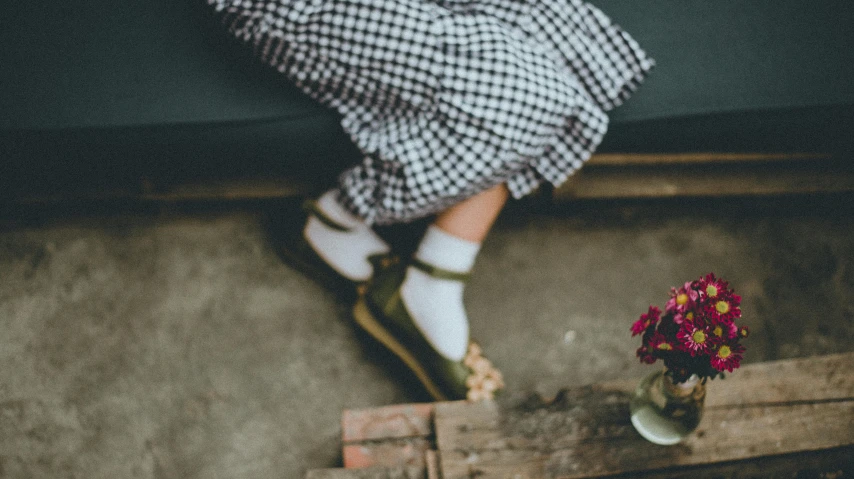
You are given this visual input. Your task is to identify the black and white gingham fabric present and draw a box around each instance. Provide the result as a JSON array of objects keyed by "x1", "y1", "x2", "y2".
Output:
[{"x1": 208, "y1": 0, "x2": 654, "y2": 224}]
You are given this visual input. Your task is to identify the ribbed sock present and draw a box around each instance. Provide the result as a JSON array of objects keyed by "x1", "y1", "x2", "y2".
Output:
[
  {"x1": 401, "y1": 225, "x2": 480, "y2": 361},
  {"x1": 303, "y1": 190, "x2": 390, "y2": 282}
]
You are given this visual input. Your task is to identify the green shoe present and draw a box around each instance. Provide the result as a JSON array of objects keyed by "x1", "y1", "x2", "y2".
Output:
[
  {"x1": 265, "y1": 198, "x2": 387, "y2": 303},
  {"x1": 352, "y1": 257, "x2": 505, "y2": 401}
]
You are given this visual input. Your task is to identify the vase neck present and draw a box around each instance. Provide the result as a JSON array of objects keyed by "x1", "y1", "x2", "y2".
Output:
[
  {"x1": 663, "y1": 372, "x2": 701, "y2": 397},
  {"x1": 677, "y1": 374, "x2": 700, "y2": 389}
]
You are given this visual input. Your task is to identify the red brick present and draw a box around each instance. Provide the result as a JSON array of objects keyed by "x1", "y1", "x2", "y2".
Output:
[
  {"x1": 341, "y1": 403, "x2": 434, "y2": 443},
  {"x1": 342, "y1": 439, "x2": 431, "y2": 469}
]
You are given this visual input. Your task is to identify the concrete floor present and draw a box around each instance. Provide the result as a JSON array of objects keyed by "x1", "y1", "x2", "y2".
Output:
[{"x1": 0, "y1": 195, "x2": 852, "y2": 478}]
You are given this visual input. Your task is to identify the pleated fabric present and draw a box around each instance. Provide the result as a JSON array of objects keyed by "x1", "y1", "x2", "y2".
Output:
[{"x1": 208, "y1": 0, "x2": 654, "y2": 224}]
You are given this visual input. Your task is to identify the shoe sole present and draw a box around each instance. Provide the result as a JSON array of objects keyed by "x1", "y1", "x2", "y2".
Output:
[{"x1": 353, "y1": 297, "x2": 450, "y2": 402}]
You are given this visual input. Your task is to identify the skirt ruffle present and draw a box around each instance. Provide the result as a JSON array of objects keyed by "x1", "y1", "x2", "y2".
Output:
[{"x1": 209, "y1": 0, "x2": 654, "y2": 224}]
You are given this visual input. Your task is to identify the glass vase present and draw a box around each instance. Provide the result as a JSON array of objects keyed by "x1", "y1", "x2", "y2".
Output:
[{"x1": 629, "y1": 369, "x2": 706, "y2": 445}]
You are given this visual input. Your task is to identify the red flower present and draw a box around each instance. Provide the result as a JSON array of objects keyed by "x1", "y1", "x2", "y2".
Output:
[
  {"x1": 673, "y1": 310, "x2": 697, "y2": 325},
  {"x1": 696, "y1": 273, "x2": 730, "y2": 301},
  {"x1": 649, "y1": 331, "x2": 675, "y2": 352},
  {"x1": 633, "y1": 273, "x2": 748, "y2": 381},
  {"x1": 709, "y1": 319, "x2": 738, "y2": 341},
  {"x1": 703, "y1": 292, "x2": 742, "y2": 322},
  {"x1": 710, "y1": 343, "x2": 745, "y2": 372},
  {"x1": 631, "y1": 306, "x2": 661, "y2": 336},
  {"x1": 665, "y1": 281, "x2": 698, "y2": 314},
  {"x1": 677, "y1": 323, "x2": 711, "y2": 356}
]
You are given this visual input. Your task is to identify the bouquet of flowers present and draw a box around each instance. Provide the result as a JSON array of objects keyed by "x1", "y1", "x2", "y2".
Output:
[{"x1": 632, "y1": 273, "x2": 749, "y2": 384}]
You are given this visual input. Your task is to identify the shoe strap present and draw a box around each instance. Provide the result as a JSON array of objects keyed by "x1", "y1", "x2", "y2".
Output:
[
  {"x1": 410, "y1": 258, "x2": 471, "y2": 283},
  {"x1": 302, "y1": 199, "x2": 352, "y2": 232}
]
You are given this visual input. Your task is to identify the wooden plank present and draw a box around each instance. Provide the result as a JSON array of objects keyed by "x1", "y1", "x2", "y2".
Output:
[
  {"x1": 142, "y1": 179, "x2": 311, "y2": 202},
  {"x1": 438, "y1": 402, "x2": 854, "y2": 479},
  {"x1": 7, "y1": 153, "x2": 846, "y2": 206},
  {"x1": 12, "y1": 178, "x2": 313, "y2": 205},
  {"x1": 606, "y1": 446, "x2": 854, "y2": 479},
  {"x1": 553, "y1": 163, "x2": 854, "y2": 200},
  {"x1": 425, "y1": 450, "x2": 441, "y2": 479},
  {"x1": 437, "y1": 353, "x2": 854, "y2": 452},
  {"x1": 305, "y1": 465, "x2": 425, "y2": 479},
  {"x1": 595, "y1": 352, "x2": 854, "y2": 408},
  {"x1": 436, "y1": 353, "x2": 854, "y2": 479},
  {"x1": 439, "y1": 445, "x2": 854, "y2": 479},
  {"x1": 587, "y1": 152, "x2": 832, "y2": 166}
]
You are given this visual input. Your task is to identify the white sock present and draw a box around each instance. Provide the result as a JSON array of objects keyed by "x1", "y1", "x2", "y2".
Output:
[
  {"x1": 401, "y1": 225, "x2": 480, "y2": 361},
  {"x1": 303, "y1": 190, "x2": 390, "y2": 282}
]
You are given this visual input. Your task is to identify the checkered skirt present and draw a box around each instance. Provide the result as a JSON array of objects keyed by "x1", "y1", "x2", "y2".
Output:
[{"x1": 208, "y1": 0, "x2": 654, "y2": 224}]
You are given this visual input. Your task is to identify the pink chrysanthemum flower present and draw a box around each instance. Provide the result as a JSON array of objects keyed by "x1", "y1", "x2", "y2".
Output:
[
  {"x1": 677, "y1": 323, "x2": 711, "y2": 356},
  {"x1": 673, "y1": 310, "x2": 698, "y2": 325},
  {"x1": 631, "y1": 306, "x2": 661, "y2": 336},
  {"x1": 696, "y1": 273, "x2": 730, "y2": 301},
  {"x1": 649, "y1": 331, "x2": 675, "y2": 352},
  {"x1": 633, "y1": 273, "x2": 747, "y2": 381},
  {"x1": 710, "y1": 343, "x2": 745, "y2": 372},
  {"x1": 710, "y1": 319, "x2": 738, "y2": 341},
  {"x1": 703, "y1": 292, "x2": 742, "y2": 322},
  {"x1": 665, "y1": 281, "x2": 698, "y2": 314}
]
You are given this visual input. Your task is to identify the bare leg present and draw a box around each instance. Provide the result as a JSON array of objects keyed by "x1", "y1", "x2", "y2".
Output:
[{"x1": 433, "y1": 183, "x2": 509, "y2": 243}]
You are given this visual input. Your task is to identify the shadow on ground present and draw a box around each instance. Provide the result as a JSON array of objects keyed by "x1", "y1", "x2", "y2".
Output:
[{"x1": 0, "y1": 194, "x2": 852, "y2": 477}]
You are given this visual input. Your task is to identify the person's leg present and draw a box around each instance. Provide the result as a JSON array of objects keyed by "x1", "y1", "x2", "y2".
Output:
[
  {"x1": 304, "y1": 183, "x2": 507, "y2": 285},
  {"x1": 433, "y1": 183, "x2": 509, "y2": 243},
  {"x1": 402, "y1": 183, "x2": 508, "y2": 360}
]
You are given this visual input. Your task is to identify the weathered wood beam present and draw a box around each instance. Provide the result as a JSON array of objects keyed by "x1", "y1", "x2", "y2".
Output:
[
  {"x1": 436, "y1": 353, "x2": 854, "y2": 479},
  {"x1": 587, "y1": 152, "x2": 832, "y2": 166},
  {"x1": 8, "y1": 152, "x2": 851, "y2": 206},
  {"x1": 305, "y1": 465, "x2": 425, "y2": 479},
  {"x1": 311, "y1": 354, "x2": 854, "y2": 479},
  {"x1": 553, "y1": 161, "x2": 854, "y2": 200}
]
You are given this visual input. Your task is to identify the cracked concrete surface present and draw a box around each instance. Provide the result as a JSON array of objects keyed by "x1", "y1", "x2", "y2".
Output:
[{"x1": 0, "y1": 196, "x2": 852, "y2": 478}]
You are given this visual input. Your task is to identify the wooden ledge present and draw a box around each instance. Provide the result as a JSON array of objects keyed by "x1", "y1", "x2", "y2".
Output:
[
  {"x1": 307, "y1": 352, "x2": 854, "y2": 478},
  {"x1": 7, "y1": 152, "x2": 852, "y2": 206}
]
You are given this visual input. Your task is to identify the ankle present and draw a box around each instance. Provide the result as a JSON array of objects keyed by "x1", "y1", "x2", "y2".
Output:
[
  {"x1": 414, "y1": 225, "x2": 481, "y2": 274},
  {"x1": 399, "y1": 224, "x2": 481, "y2": 362},
  {"x1": 401, "y1": 268, "x2": 470, "y2": 361}
]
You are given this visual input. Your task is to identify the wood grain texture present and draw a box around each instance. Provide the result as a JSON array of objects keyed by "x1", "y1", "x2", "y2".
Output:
[
  {"x1": 305, "y1": 465, "x2": 425, "y2": 479},
  {"x1": 595, "y1": 352, "x2": 854, "y2": 407},
  {"x1": 436, "y1": 353, "x2": 854, "y2": 479},
  {"x1": 327, "y1": 354, "x2": 854, "y2": 478},
  {"x1": 587, "y1": 152, "x2": 832, "y2": 166},
  {"x1": 603, "y1": 446, "x2": 854, "y2": 479},
  {"x1": 425, "y1": 450, "x2": 441, "y2": 479},
  {"x1": 10, "y1": 152, "x2": 849, "y2": 206},
  {"x1": 553, "y1": 162, "x2": 854, "y2": 200},
  {"x1": 438, "y1": 402, "x2": 854, "y2": 479}
]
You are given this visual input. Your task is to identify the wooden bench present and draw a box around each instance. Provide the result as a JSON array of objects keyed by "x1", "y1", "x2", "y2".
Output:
[
  {"x1": 5, "y1": 1, "x2": 854, "y2": 207},
  {"x1": 306, "y1": 352, "x2": 854, "y2": 478}
]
